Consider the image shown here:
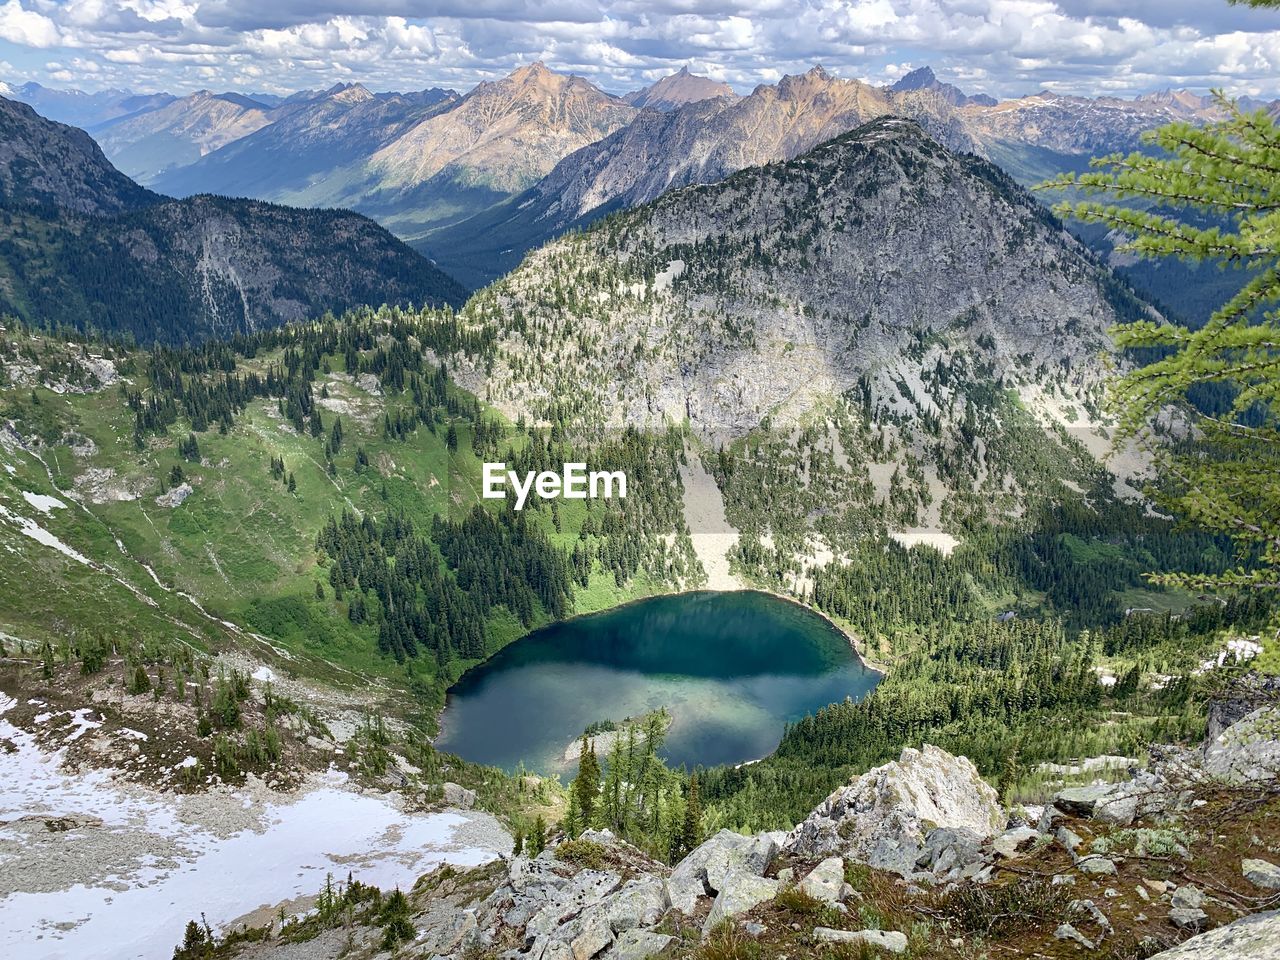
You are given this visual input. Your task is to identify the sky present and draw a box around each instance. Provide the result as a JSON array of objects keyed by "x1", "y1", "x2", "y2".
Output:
[{"x1": 1, "y1": 0, "x2": 1279, "y2": 100}]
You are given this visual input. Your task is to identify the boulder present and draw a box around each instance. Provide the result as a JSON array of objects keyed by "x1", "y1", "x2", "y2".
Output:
[
  {"x1": 1204, "y1": 707, "x2": 1280, "y2": 783},
  {"x1": 702, "y1": 871, "x2": 779, "y2": 933},
  {"x1": 1244, "y1": 859, "x2": 1280, "y2": 891},
  {"x1": 669, "y1": 829, "x2": 775, "y2": 913},
  {"x1": 797, "y1": 857, "x2": 846, "y2": 904},
  {"x1": 784, "y1": 744, "x2": 1004, "y2": 876},
  {"x1": 598, "y1": 876, "x2": 668, "y2": 933},
  {"x1": 813, "y1": 927, "x2": 908, "y2": 953},
  {"x1": 443, "y1": 782, "x2": 477, "y2": 809},
  {"x1": 418, "y1": 904, "x2": 478, "y2": 954},
  {"x1": 1144, "y1": 909, "x2": 1280, "y2": 959},
  {"x1": 1077, "y1": 856, "x2": 1118, "y2": 877},
  {"x1": 1205, "y1": 674, "x2": 1280, "y2": 743},
  {"x1": 915, "y1": 826, "x2": 986, "y2": 878},
  {"x1": 604, "y1": 930, "x2": 674, "y2": 960}
]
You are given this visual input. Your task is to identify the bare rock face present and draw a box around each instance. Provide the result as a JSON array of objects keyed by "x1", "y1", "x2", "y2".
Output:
[
  {"x1": 783, "y1": 743, "x2": 1005, "y2": 876},
  {"x1": 1204, "y1": 707, "x2": 1280, "y2": 784}
]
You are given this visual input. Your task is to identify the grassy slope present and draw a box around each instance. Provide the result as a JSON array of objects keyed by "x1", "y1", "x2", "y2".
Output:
[{"x1": 0, "y1": 334, "x2": 660, "y2": 717}]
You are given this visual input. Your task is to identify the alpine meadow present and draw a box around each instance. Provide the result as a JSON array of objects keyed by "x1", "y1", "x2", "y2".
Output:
[{"x1": 0, "y1": 2, "x2": 1278, "y2": 960}]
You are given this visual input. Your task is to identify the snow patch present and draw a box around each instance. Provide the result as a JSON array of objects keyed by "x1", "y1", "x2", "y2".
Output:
[
  {"x1": 0, "y1": 504, "x2": 92, "y2": 565},
  {"x1": 21, "y1": 492, "x2": 66, "y2": 514},
  {"x1": 0, "y1": 719, "x2": 508, "y2": 957}
]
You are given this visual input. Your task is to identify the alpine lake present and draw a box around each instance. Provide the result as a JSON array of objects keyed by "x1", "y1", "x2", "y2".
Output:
[{"x1": 435, "y1": 590, "x2": 881, "y2": 773}]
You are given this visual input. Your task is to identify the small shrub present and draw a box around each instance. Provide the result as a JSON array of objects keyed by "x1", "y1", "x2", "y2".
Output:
[
  {"x1": 554, "y1": 839, "x2": 606, "y2": 870},
  {"x1": 936, "y1": 877, "x2": 1073, "y2": 936},
  {"x1": 774, "y1": 884, "x2": 826, "y2": 916},
  {"x1": 694, "y1": 920, "x2": 762, "y2": 960}
]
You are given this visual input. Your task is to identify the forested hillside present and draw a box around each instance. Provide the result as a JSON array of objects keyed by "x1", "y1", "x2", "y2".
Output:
[{"x1": 0, "y1": 96, "x2": 465, "y2": 343}]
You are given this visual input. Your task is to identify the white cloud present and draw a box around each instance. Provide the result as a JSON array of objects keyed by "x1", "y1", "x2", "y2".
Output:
[
  {"x1": 0, "y1": 0, "x2": 61, "y2": 47},
  {"x1": 0, "y1": 0, "x2": 1274, "y2": 99}
]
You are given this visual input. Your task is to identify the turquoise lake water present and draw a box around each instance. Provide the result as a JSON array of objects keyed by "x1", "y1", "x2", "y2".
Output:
[{"x1": 434, "y1": 590, "x2": 880, "y2": 773}]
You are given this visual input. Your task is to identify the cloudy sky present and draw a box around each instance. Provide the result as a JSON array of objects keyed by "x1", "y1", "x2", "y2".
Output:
[{"x1": 1, "y1": 0, "x2": 1279, "y2": 100}]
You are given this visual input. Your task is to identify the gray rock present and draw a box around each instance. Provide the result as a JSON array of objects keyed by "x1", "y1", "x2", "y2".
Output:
[
  {"x1": 991, "y1": 825, "x2": 1038, "y2": 859},
  {"x1": 743, "y1": 922, "x2": 767, "y2": 937},
  {"x1": 1145, "y1": 909, "x2": 1280, "y2": 959},
  {"x1": 1054, "y1": 784, "x2": 1140, "y2": 826},
  {"x1": 1077, "y1": 855, "x2": 1117, "y2": 876},
  {"x1": 603, "y1": 930, "x2": 674, "y2": 960},
  {"x1": 418, "y1": 904, "x2": 478, "y2": 954},
  {"x1": 599, "y1": 876, "x2": 668, "y2": 933},
  {"x1": 1055, "y1": 923, "x2": 1096, "y2": 950},
  {"x1": 813, "y1": 928, "x2": 908, "y2": 953},
  {"x1": 669, "y1": 829, "x2": 767, "y2": 913},
  {"x1": 1173, "y1": 885, "x2": 1205, "y2": 910},
  {"x1": 784, "y1": 744, "x2": 1004, "y2": 876},
  {"x1": 797, "y1": 857, "x2": 847, "y2": 904},
  {"x1": 1056, "y1": 826, "x2": 1085, "y2": 855},
  {"x1": 1171, "y1": 907, "x2": 1209, "y2": 931},
  {"x1": 443, "y1": 782, "x2": 477, "y2": 809},
  {"x1": 915, "y1": 826, "x2": 986, "y2": 878},
  {"x1": 1204, "y1": 707, "x2": 1280, "y2": 783},
  {"x1": 1244, "y1": 859, "x2": 1280, "y2": 891},
  {"x1": 703, "y1": 871, "x2": 780, "y2": 933}
]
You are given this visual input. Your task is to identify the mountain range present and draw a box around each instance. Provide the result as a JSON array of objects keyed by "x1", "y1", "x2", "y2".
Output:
[
  {"x1": 9, "y1": 64, "x2": 1269, "y2": 296},
  {"x1": 0, "y1": 96, "x2": 464, "y2": 344}
]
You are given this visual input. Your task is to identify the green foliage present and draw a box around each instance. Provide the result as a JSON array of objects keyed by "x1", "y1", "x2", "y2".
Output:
[
  {"x1": 1045, "y1": 94, "x2": 1280, "y2": 596},
  {"x1": 553, "y1": 838, "x2": 606, "y2": 870},
  {"x1": 377, "y1": 888, "x2": 415, "y2": 950}
]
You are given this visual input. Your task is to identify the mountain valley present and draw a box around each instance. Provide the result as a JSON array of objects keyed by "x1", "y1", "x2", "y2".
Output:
[{"x1": 0, "y1": 32, "x2": 1276, "y2": 960}]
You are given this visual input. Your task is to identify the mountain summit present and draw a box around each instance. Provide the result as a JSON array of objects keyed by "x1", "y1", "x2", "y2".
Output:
[
  {"x1": 456, "y1": 117, "x2": 1139, "y2": 445},
  {"x1": 624, "y1": 67, "x2": 735, "y2": 111},
  {"x1": 890, "y1": 66, "x2": 997, "y2": 107}
]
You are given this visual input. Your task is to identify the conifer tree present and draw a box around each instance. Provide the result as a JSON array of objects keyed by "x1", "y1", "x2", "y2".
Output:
[{"x1": 1044, "y1": 79, "x2": 1279, "y2": 596}]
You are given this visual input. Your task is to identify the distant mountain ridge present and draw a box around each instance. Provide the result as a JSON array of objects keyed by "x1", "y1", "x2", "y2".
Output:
[
  {"x1": 421, "y1": 66, "x2": 981, "y2": 287},
  {"x1": 153, "y1": 63, "x2": 634, "y2": 240},
  {"x1": 0, "y1": 96, "x2": 465, "y2": 344},
  {"x1": 91, "y1": 90, "x2": 281, "y2": 183}
]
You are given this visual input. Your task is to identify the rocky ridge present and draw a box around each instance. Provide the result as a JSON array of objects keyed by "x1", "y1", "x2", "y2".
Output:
[
  {"x1": 92, "y1": 90, "x2": 279, "y2": 183},
  {"x1": 215, "y1": 696, "x2": 1280, "y2": 960}
]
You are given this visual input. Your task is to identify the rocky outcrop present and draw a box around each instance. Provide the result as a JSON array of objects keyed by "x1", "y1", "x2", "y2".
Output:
[
  {"x1": 1203, "y1": 707, "x2": 1280, "y2": 783},
  {"x1": 668, "y1": 828, "x2": 781, "y2": 914},
  {"x1": 1147, "y1": 909, "x2": 1280, "y2": 959},
  {"x1": 784, "y1": 743, "x2": 1004, "y2": 876},
  {"x1": 1205, "y1": 674, "x2": 1280, "y2": 743}
]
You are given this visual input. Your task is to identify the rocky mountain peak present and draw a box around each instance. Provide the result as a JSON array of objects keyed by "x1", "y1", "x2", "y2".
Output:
[
  {"x1": 625, "y1": 66, "x2": 735, "y2": 111},
  {"x1": 456, "y1": 115, "x2": 1132, "y2": 443},
  {"x1": 891, "y1": 65, "x2": 997, "y2": 107},
  {"x1": 325, "y1": 82, "x2": 375, "y2": 104},
  {"x1": 895, "y1": 65, "x2": 938, "y2": 88}
]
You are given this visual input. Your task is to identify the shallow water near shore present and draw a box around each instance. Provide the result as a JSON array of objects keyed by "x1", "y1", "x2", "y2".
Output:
[{"x1": 435, "y1": 590, "x2": 880, "y2": 773}]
